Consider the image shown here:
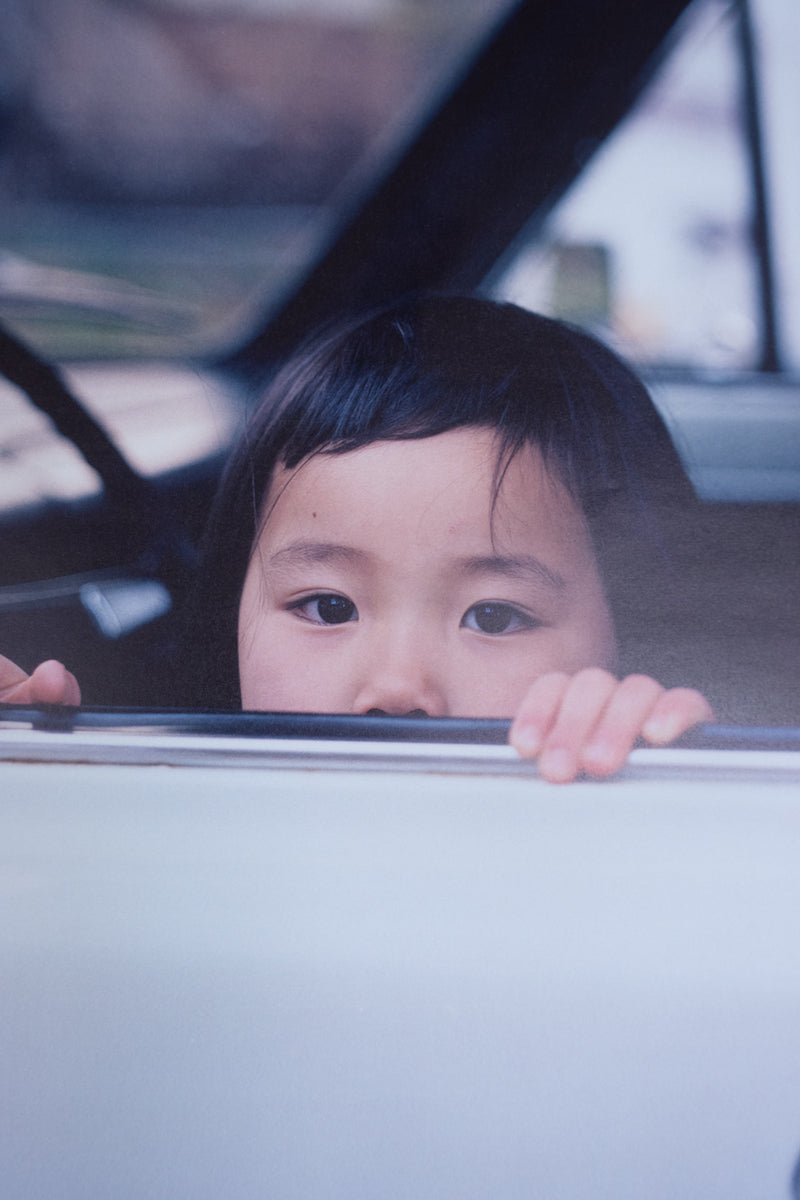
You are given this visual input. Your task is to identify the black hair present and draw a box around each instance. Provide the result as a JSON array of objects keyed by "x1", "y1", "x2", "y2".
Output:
[{"x1": 181, "y1": 294, "x2": 698, "y2": 708}]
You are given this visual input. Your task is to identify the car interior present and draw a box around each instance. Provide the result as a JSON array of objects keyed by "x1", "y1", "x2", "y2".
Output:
[{"x1": 1, "y1": 0, "x2": 797, "y2": 732}]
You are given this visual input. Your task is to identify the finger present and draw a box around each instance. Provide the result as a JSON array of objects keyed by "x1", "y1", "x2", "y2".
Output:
[
  {"x1": 535, "y1": 668, "x2": 620, "y2": 783},
  {"x1": 509, "y1": 672, "x2": 572, "y2": 758},
  {"x1": 28, "y1": 660, "x2": 82, "y2": 706},
  {"x1": 641, "y1": 687, "x2": 713, "y2": 745},
  {"x1": 1, "y1": 659, "x2": 81, "y2": 706},
  {"x1": 580, "y1": 674, "x2": 665, "y2": 777},
  {"x1": 0, "y1": 653, "x2": 34, "y2": 701}
]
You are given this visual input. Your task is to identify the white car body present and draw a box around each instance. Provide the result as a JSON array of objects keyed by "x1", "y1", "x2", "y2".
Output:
[{"x1": 3, "y1": 728, "x2": 800, "y2": 1199}]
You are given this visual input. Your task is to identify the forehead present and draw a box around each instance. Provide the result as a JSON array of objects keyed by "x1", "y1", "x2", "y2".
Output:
[{"x1": 259, "y1": 428, "x2": 590, "y2": 564}]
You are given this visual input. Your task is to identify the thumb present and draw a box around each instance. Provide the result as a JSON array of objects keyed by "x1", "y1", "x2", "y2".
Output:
[{"x1": 0, "y1": 656, "x2": 81, "y2": 706}]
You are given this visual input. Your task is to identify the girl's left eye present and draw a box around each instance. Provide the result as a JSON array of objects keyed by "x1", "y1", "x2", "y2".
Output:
[
  {"x1": 291, "y1": 593, "x2": 358, "y2": 625},
  {"x1": 461, "y1": 601, "x2": 537, "y2": 635}
]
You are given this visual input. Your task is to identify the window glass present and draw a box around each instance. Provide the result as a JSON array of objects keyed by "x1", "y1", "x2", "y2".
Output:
[
  {"x1": 756, "y1": 0, "x2": 800, "y2": 370},
  {"x1": 494, "y1": 0, "x2": 798, "y2": 373},
  {"x1": 0, "y1": 0, "x2": 510, "y2": 361}
]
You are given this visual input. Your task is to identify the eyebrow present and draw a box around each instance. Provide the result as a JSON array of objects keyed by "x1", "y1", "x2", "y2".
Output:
[
  {"x1": 457, "y1": 554, "x2": 566, "y2": 592},
  {"x1": 268, "y1": 541, "x2": 370, "y2": 570},
  {"x1": 266, "y1": 542, "x2": 566, "y2": 592}
]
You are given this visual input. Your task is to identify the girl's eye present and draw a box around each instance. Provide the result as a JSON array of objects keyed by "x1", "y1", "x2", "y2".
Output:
[
  {"x1": 292, "y1": 593, "x2": 357, "y2": 625},
  {"x1": 461, "y1": 601, "x2": 536, "y2": 635}
]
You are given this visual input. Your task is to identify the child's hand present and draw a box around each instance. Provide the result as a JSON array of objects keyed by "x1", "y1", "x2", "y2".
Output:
[
  {"x1": 0, "y1": 654, "x2": 81, "y2": 706},
  {"x1": 509, "y1": 668, "x2": 713, "y2": 783}
]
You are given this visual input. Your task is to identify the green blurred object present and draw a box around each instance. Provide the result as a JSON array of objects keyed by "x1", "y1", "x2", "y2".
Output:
[{"x1": 550, "y1": 242, "x2": 612, "y2": 327}]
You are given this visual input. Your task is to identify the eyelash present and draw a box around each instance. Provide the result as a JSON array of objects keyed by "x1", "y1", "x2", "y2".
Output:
[
  {"x1": 288, "y1": 593, "x2": 539, "y2": 636},
  {"x1": 460, "y1": 601, "x2": 540, "y2": 636},
  {"x1": 288, "y1": 592, "x2": 357, "y2": 625}
]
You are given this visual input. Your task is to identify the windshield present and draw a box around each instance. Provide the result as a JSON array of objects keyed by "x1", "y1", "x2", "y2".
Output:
[{"x1": 0, "y1": 0, "x2": 511, "y2": 361}]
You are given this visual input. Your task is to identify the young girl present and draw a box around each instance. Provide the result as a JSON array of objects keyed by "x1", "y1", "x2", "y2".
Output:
[{"x1": 1, "y1": 295, "x2": 712, "y2": 780}]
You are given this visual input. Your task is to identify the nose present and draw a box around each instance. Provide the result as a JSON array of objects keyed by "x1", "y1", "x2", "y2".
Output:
[{"x1": 352, "y1": 630, "x2": 448, "y2": 717}]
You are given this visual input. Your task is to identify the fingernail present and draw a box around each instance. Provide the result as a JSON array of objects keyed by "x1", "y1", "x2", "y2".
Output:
[
  {"x1": 583, "y1": 740, "x2": 613, "y2": 770},
  {"x1": 642, "y1": 713, "x2": 680, "y2": 744},
  {"x1": 513, "y1": 725, "x2": 542, "y2": 756},
  {"x1": 539, "y1": 748, "x2": 573, "y2": 782}
]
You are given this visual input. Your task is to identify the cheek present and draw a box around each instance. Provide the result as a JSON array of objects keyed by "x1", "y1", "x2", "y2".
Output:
[
  {"x1": 450, "y1": 617, "x2": 618, "y2": 718},
  {"x1": 442, "y1": 640, "x2": 554, "y2": 718},
  {"x1": 237, "y1": 621, "x2": 268, "y2": 711},
  {"x1": 598, "y1": 622, "x2": 619, "y2": 673},
  {"x1": 237, "y1": 565, "x2": 285, "y2": 709},
  {"x1": 581, "y1": 586, "x2": 619, "y2": 672},
  {"x1": 238, "y1": 560, "x2": 358, "y2": 713},
  {"x1": 571, "y1": 600, "x2": 618, "y2": 674},
  {"x1": 236, "y1": 565, "x2": 263, "y2": 678},
  {"x1": 238, "y1": 622, "x2": 303, "y2": 710},
  {"x1": 551, "y1": 606, "x2": 618, "y2": 679},
  {"x1": 238, "y1": 604, "x2": 352, "y2": 712}
]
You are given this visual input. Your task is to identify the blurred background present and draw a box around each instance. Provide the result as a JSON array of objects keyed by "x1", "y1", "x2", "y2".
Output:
[
  {"x1": 0, "y1": 0, "x2": 508, "y2": 359},
  {"x1": 0, "y1": 0, "x2": 796, "y2": 369}
]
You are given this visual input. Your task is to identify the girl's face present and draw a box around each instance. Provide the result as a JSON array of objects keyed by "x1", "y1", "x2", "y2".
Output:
[{"x1": 238, "y1": 428, "x2": 617, "y2": 717}]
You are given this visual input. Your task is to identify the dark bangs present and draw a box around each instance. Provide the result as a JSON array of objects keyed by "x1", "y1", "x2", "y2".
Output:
[{"x1": 250, "y1": 297, "x2": 692, "y2": 518}]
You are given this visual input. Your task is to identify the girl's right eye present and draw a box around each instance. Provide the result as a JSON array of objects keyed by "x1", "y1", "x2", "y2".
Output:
[{"x1": 289, "y1": 593, "x2": 358, "y2": 625}]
